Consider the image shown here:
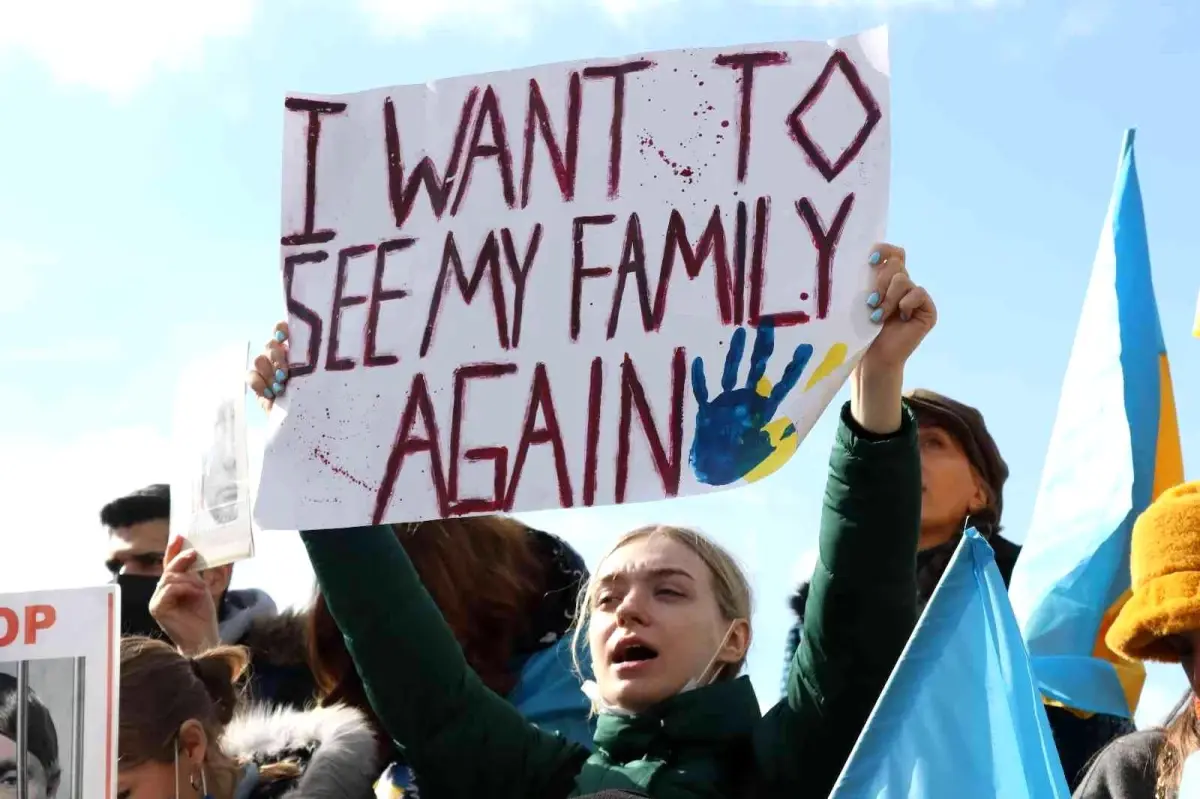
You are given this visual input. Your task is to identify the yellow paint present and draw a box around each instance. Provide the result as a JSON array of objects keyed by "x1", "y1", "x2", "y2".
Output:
[
  {"x1": 744, "y1": 417, "x2": 799, "y2": 483},
  {"x1": 1153, "y1": 353, "x2": 1184, "y2": 500},
  {"x1": 805, "y1": 342, "x2": 847, "y2": 391},
  {"x1": 1193, "y1": 289, "x2": 1200, "y2": 338},
  {"x1": 739, "y1": 341, "x2": 850, "y2": 484}
]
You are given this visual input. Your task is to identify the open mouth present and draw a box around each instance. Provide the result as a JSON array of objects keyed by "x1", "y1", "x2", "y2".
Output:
[{"x1": 612, "y1": 638, "x2": 659, "y2": 666}]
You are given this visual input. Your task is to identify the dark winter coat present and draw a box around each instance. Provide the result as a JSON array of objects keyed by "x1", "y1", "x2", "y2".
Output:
[
  {"x1": 235, "y1": 608, "x2": 318, "y2": 710},
  {"x1": 300, "y1": 401, "x2": 923, "y2": 798},
  {"x1": 785, "y1": 526, "x2": 1135, "y2": 791}
]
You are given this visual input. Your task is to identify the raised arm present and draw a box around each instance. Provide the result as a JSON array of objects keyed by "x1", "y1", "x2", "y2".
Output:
[
  {"x1": 300, "y1": 526, "x2": 585, "y2": 798},
  {"x1": 753, "y1": 242, "x2": 931, "y2": 796}
]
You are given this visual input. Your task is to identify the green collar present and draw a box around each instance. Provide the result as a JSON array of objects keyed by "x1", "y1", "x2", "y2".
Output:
[{"x1": 593, "y1": 676, "x2": 762, "y2": 763}]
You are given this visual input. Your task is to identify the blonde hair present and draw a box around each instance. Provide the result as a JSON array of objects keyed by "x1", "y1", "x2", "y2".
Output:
[{"x1": 571, "y1": 525, "x2": 753, "y2": 681}]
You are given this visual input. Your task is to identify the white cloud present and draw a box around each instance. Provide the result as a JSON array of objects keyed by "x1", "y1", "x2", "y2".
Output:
[
  {"x1": 355, "y1": 0, "x2": 1006, "y2": 38},
  {"x1": 0, "y1": 243, "x2": 51, "y2": 314},
  {"x1": 1057, "y1": 1, "x2": 1112, "y2": 40},
  {"x1": 0, "y1": 0, "x2": 257, "y2": 97},
  {"x1": 355, "y1": 0, "x2": 681, "y2": 38},
  {"x1": 0, "y1": 425, "x2": 172, "y2": 591}
]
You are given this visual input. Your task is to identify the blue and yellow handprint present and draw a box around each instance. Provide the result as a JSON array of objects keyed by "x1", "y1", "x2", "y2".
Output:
[{"x1": 689, "y1": 319, "x2": 847, "y2": 486}]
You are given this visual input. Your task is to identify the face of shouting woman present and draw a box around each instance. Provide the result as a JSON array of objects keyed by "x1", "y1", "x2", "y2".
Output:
[{"x1": 587, "y1": 533, "x2": 750, "y2": 715}]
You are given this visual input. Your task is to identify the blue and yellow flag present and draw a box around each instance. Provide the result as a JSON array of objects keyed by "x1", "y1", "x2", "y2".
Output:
[
  {"x1": 831, "y1": 530, "x2": 1069, "y2": 798},
  {"x1": 1008, "y1": 128, "x2": 1183, "y2": 718}
]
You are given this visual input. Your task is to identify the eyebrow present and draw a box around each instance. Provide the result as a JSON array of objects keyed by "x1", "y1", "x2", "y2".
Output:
[{"x1": 597, "y1": 567, "x2": 695, "y2": 586}]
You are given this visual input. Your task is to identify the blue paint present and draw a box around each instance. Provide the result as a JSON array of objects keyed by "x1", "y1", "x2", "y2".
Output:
[{"x1": 689, "y1": 319, "x2": 813, "y2": 486}]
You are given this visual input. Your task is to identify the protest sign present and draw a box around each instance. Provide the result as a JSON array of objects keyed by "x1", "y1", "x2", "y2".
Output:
[
  {"x1": 171, "y1": 344, "x2": 256, "y2": 567},
  {"x1": 257, "y1": 28, "x2": 891, "y2": 529},
  {"x1": 0, "y1": 586, "x2": 118, "y2": 799}
]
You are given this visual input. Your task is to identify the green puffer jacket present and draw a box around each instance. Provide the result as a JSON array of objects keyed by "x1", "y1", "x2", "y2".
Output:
[{"x1": 300, "y1": 401, "x2": 921, "y2": 798}]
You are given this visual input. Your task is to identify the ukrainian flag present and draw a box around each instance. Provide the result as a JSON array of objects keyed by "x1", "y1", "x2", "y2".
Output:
[
  {"x1": 1008, "y1": 128, "x2": 1184, "y2": 718},
  {"x1": 831, "y1": 530, "x2": 1069, "y2": 798}
]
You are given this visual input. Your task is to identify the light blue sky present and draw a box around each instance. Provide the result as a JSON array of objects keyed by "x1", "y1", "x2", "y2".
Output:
[{"x1": 2, "y1": 0, "x2": 1198, "y2": 726}]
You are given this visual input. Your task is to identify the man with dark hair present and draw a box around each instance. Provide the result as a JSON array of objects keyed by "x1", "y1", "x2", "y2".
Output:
[
  {"x1": 101, "y1": 484, "x2": 315, "y2": 709},
  {"x1": 0, "y1": 673, "x2": 60, "y2": 799}
]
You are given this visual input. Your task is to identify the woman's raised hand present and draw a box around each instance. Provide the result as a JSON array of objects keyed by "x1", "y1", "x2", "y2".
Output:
[
  {"x1": 852, "y1": 243, "x2": 937, "y2": 434},
  {"x1": 246, "y1": 322, "x2": 290, "y2": 412}
]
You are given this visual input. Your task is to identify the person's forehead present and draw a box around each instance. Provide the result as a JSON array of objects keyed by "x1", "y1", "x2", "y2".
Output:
[
  {"x1": 107, "y1": 519, "x2": 169, "y2": 554},
  {"x1": 598, "y1": 535, "x2": 704, "y2": 581}
]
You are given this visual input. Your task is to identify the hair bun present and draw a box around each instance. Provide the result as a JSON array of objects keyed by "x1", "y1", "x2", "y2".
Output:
[{"x1": 188, "y1": 646, "x2": 250, "y2": 725}]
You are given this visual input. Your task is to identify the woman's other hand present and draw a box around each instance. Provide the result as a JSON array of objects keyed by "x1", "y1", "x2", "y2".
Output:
[{"x1": 247, "y1": 321, "x2": 290, "y2": 412}]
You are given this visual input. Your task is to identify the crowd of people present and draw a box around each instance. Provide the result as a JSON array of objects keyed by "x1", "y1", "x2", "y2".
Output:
[{"x1": 4, "y1": 244, "x2": 1196, "y2": 798}]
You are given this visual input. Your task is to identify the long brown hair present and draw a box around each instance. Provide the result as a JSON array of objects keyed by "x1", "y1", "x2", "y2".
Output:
[
  {"x1": 119, "y1": 637, "x2": 300, "y2": 790},
  {"x1": 1156, "y1": 692, "x2": 1200, "y2": 797},
  {"x1": 307, "y1": 515, "x2": 543, "y2": 731},
  {"x1": 118, "y1": 637, "x2": 246, "y2": 796}
]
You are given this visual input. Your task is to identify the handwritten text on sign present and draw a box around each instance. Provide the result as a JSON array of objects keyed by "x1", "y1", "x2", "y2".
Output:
[{"x1": 256, "y1": 29, "x2": 891, "y2": 530}]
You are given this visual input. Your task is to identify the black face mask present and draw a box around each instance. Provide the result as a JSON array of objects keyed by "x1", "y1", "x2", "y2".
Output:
[{"x1": 115, "y1": 574, "x2": 166, "y2": 640}]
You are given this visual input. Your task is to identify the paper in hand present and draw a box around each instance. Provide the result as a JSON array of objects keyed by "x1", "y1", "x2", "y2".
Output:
[{"x1": 170, "y1": 342, "x2": 255, "y2": 568}]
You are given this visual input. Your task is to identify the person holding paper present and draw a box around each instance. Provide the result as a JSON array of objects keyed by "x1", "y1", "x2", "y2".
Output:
[
  {"x1": 0, "y1": 674, "x2": 60, "y2": 799},
  {"x1": 293, "y1": 242, "x2": 928, "y2": 798},
  {"x1": 1075, "y1": 482, "x2": 1200, "y2": 799},
  {"x1": 102, "y1": 485, "x2": 315, "y2": 709}
]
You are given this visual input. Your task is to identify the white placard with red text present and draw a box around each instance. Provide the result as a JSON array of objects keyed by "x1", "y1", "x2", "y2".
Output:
[
  {"x1": 0, "y1": 585, "x2": 118, "y2": 799},
  {"x1": 257, "y1": 28, "x2": 891, "y2": 529}
]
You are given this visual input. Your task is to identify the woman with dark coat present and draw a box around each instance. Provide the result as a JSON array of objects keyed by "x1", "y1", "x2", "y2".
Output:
[{"x1": 783, "y1": 388, "x2": 1135, "y2": 790}]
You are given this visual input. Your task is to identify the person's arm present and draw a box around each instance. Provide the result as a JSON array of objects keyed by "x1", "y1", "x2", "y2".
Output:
[
  {"x1": 300, "y1": 526, "x2": 585, "y2": 798},
  {"x1": 753, "y1": 395, "x2": 920, "y2": 796}
]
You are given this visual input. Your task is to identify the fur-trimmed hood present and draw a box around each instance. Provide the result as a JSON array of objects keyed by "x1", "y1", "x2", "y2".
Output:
[{"x1": 222, "y1": 704, "x2": 381, "y2": 799}]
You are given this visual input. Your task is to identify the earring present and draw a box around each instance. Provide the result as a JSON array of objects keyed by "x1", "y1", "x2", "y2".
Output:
[{"x1": 189, "y1": 767, "x2": 211, "y2": 799}]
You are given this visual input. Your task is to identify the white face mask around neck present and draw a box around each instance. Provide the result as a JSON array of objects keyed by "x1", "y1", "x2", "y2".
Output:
[{"x1": 582, "y1": 620, "x2": 743, "y2": 717}]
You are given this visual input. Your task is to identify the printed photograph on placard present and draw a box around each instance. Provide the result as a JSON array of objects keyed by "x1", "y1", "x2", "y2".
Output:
[
  {"x1": 0, "y1": 587, "x2": 118, "y2": 799},
  {"x1": 1, "y1": 658, "x2": 84, "y2": 799},
  {"x1": 171, "y1": 343, "x2": 255, "y2": 568}
]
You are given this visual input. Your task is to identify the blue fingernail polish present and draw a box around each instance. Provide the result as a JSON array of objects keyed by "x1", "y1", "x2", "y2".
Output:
[
  {"x1": 866, "y1": 291, "x2": 880, "y2": 308},
  {"x1": 275, "y1": 369, "x2": 286, "y2": 382},
  {"x1": 272, "y1": 382, "x2": 283, "y2": 394},
  {"x1": 901, "y1": 311, "x2": 911, "y2": 322},
  {"x1": 264, "y1": 388, "x2": 274, "y2": 399},
  {"x1": 274, "y1": 330, "x2": 286, "y2": 342},
  {"x1": 868, "y1": 251, "x2": 881, "y2": 265},
  {"x1": 870, "y1": 308, "x2": 883, "y2": 323}
]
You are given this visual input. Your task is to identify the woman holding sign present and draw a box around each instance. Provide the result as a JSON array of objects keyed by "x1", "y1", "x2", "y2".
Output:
[{"x1": 284, "y1": 242, "x2": 933, "y2": 798}]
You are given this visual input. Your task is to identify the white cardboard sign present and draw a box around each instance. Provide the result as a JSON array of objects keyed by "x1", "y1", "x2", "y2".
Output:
[
  {"x1": 170, "y1": 344, "x2": 256, "y2": 567},
  {"x1": 257, "y1": 28, "x2": 891, "y2": 529},
  {"x1": 0, "y1": 585, "x2": 119, "y2": 799}
]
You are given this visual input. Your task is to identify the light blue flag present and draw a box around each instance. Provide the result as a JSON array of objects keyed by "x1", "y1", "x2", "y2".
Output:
[
  {"x1": 830, "y1": 529, "x2": 1069, "y2": 799},
  {"x1": 1008, "y1": 128, "x2": 1181, "y2": 718}
]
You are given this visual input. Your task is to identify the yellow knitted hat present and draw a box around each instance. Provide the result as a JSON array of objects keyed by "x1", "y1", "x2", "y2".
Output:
[{"x1": 1107, "y1": 481, "x2": 1200, "y2": 662}]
